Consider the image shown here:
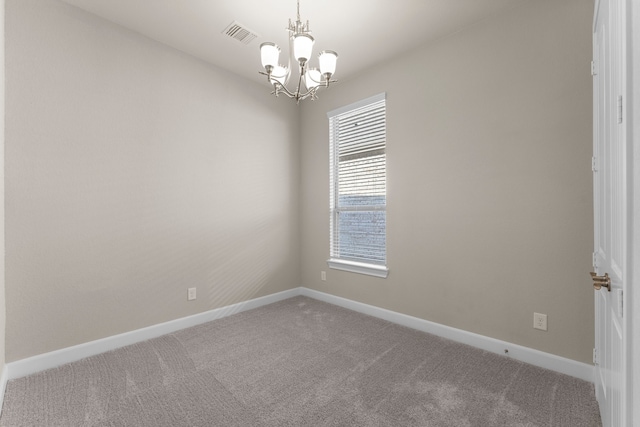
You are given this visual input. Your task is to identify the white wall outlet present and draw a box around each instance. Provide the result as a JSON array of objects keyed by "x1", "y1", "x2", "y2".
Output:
[
  {"x1": 188, "y1": 287, "x2": 197, "y2": 301},
  {"x1": 321, "y1": 271, "x2": 326, "y2": 281},
  {"x1": 533, "y1": 312, "x2": 547, "y2": 331}
]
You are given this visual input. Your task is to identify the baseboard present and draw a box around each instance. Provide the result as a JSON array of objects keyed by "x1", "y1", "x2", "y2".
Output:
[
  {"x1": 0, "y1": 365, "x2": 7, "y2": 415},
  {"x1": 5, "y1": 286, "x2": 594, "y2": 385},
  {"x1": 5, "y1": 288, "x2": 300, "y2": 381},
  {"x1": 299, "y1": 288, "x2": 595, "y2": 383}
]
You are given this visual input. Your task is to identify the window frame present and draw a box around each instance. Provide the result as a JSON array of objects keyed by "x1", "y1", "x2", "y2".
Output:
[{"x1": 327, "y1": 93, "x2": 389, "y2": 278}]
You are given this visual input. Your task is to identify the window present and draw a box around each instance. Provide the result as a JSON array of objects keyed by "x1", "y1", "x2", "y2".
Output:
[{"x1": 327, "y1": 93, "x2": 388, "y2": 278}]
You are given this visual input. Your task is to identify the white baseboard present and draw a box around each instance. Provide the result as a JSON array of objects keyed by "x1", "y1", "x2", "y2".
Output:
[
  {"x1": 3, "y1": 286, "x2": 594, "y2": 390},
  {"x1": 0, "y1": 365, "x2": 7, "y2": 416},
  {"x1": 5, "y1": 288, "x2": 300, "y2": 381},
  {"x1": 299, "y1": 288, "x2": 595, "y2": 383}
]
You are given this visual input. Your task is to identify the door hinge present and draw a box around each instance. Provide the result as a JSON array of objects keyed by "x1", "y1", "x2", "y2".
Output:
[
  {"x1": 617, "y1": 95, "x2": 623, "y2": 123},
  {"x1": 593, "y1": 348, "x2": 598, "y2": 365},
  {"x1": 591, "y1": 60, "x2": 597, "y2": 76},
  {"x1": 592, "y1": 156, "x2": 597, "y2": 172}
]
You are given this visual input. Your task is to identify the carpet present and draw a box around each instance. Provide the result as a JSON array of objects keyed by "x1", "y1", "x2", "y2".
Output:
[{"x1": 0, "y1": 296, "x2": 601, "y2": 426}]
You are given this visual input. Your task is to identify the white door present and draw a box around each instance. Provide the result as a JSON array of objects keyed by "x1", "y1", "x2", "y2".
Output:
[{"x1": 592, "y1": 0, "x2": 626, "y2": 426}]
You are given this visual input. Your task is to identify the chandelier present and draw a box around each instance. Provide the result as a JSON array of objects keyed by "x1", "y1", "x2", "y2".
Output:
[{"x1": 259, "y1": 0, "x2": 338, "y2": 102}]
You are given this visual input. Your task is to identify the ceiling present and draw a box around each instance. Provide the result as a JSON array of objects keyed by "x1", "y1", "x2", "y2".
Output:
[{"x1": 60, "y1": 0, "x2": 526, "y2": 86}]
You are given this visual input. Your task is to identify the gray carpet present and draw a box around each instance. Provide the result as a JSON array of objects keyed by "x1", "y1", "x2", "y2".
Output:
[{"x1": 0, "y1": 296, "x2": 601, "y2": 426}]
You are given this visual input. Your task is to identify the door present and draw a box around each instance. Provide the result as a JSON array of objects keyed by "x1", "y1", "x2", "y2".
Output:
[{"x1": 592, "y1": 0, "x2": 626, "y2": 426}]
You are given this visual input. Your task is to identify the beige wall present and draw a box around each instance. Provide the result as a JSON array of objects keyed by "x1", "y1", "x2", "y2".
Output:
[
  {"x1": 4, "y1": 0, "x2": 300, "y2": 362},
  {"x1": 300, "y1": 0, "x2": 594, "y2": 363},
  {"x1": 1, "y1": 0, "x2": 6, "y2": 371},
  {"x1": 3, "y1": 0, "x2": 595, "y2": 366}
]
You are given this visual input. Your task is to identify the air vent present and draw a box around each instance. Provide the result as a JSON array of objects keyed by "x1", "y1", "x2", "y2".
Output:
[{"x1": 222, "y1": 21, "x2": 258, "y2": 45}]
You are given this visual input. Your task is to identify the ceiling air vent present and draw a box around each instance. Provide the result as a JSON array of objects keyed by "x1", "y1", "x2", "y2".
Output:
[{"x1": 222, "y1": 21, "x2": 258, "y2": 45}]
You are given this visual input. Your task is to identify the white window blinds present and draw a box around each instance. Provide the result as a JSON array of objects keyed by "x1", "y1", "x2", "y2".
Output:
[{"x1": 328, "y1": 93, "x2": 387, "y2": 273}]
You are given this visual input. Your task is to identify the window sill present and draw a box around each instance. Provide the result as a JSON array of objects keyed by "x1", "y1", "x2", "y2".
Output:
[{"x1": 327, "y1": 259, "x2": 389, "y2": 278}]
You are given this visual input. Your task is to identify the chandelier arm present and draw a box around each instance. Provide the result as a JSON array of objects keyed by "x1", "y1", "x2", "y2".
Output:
[
  {"x1": 272, "y1": 82, "x2": 298, "y2": 99},
  {"x1": 260, "y1": 71, "x2": 332, "y2": 100},
  {"x1": 305, "y1": 73, "x2": 337, "y2": 87},
  {"x1": 277, "y1": 82, "x2": 317, "y2": 101},
  {"x1": 295, "y1": 87, "x2": 317, "y2": 100}
]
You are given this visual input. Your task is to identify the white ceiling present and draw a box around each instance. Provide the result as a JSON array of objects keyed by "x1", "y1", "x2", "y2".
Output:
[{"x1": 60, "y1": 0, "x2": 526, "y2": 85}]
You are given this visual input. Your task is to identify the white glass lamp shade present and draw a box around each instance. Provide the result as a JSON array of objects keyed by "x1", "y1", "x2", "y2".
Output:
[
  {"x1": 269, "y1": 65, "x2": 289, "y2": 86},
  {"x1": 293, "y1": 34, "x2": 314, "y2": 64},
  {"x1": 318, "y1": 50, "x2": 338, "y2": 78},
  {"x1": 260, "y1": 42, "x2": 280, "y2": 70},
  {"x1": 304, "y1": 68, "x2": 322, "y2": 90}
]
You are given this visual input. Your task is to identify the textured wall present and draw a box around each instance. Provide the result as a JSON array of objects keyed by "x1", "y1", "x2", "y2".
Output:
[
  {"x1": 300, "y1": 0, "x2": 594, "y2": 363},
  {"x1": 5, "y1": 0, "x2": 300, "y2": 362}
]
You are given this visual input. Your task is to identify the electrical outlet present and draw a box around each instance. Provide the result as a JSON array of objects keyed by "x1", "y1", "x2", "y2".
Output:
[
  {"x1": 533, "y1": 312, "x2": 547, "y2": 331},
  {"x1": 188, "y1": 287, "x2": 197, "y2": 301},
  {"x1": 321, "y1": 271, "x2": 326, "y2": 281}
]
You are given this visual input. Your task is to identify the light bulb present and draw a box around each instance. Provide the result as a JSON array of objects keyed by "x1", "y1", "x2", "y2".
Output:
[
  {"x1": 260, "y1": 42, "x2": 280, "y2": 70},
  {"x1": 304, "y1": 68, "x2": 322, "y2": 89},
  {"x1": 318, "y1": 50, "x2": 338, "y2": 79},
  {"x1": 270, "y1": 65, "x2": 289, "y2": 85},
  {"x1": 293, "y1": 34, "x2": 314, "y2": 65}
]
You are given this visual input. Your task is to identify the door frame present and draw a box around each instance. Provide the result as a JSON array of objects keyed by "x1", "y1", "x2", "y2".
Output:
[{"x1": 625, "y1": 0, "x2": 638, "y2": 425}]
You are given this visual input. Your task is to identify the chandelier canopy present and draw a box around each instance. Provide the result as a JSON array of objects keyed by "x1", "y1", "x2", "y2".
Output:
[{"x1": 259, "y1": 0, "x2": 338, "y2": 102}]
